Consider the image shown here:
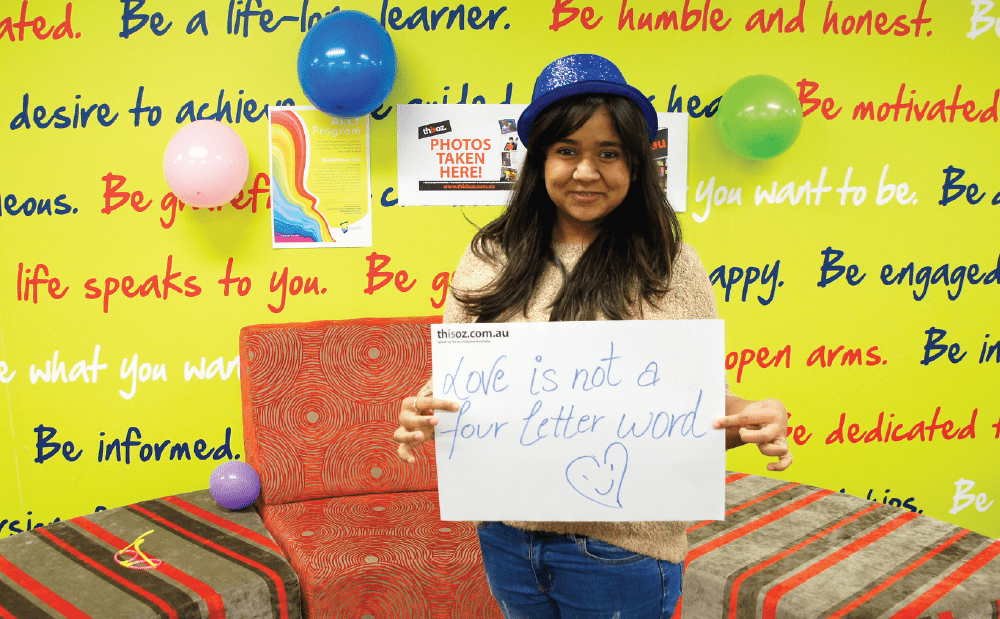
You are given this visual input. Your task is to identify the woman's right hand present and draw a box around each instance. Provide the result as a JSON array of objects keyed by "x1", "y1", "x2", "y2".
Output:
[{"x1": 394, "y1": 396, "x2": 459, "y2": 464}]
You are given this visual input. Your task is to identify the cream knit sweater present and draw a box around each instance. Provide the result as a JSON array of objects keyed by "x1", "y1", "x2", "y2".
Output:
[{"x1": 420, "y1": 240, "x2": 719, "y2": 563}]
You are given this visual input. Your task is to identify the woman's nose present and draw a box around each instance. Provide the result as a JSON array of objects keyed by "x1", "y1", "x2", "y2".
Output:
[{"x1": 573, "y1": 158, "x2": 600, "y2": 181}]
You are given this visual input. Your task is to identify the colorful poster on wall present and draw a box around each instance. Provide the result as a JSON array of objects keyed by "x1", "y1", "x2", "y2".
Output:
[
  {"x1": 268, "y1": 106, "x2": 372, "y2": 247},
  {"x1": 396, "y1": 104, "x2": 529, "y2": 206}
]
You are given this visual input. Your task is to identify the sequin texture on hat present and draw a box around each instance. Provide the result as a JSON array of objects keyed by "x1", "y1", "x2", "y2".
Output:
[{"x1": 517, "y1": 54, "x2": 659, "y2": 145}]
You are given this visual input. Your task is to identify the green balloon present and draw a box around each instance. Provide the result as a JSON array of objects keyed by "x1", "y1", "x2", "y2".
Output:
[{"x1": 717, "y1": 75, "x2": 803, "y2": 160}]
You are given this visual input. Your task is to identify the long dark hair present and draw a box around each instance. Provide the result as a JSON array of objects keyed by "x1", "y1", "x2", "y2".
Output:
[{"x1": 454, "y1": 94, "x2": 683, "y2": 322}]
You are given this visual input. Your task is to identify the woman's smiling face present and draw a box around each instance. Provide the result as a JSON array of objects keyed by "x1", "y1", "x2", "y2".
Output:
[{"x1": 544, "y1": 107, "x2": 631, "y2": 244}]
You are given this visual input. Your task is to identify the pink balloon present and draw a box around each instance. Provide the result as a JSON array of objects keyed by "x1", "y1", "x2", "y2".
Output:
[{"x1": 163, "y1": 120, "x2": 249, "y2": 207}]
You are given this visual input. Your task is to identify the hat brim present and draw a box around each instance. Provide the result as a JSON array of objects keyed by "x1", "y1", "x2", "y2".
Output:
[{"x1": 517, "y1": 80, "x2": 659, "y2": 145}]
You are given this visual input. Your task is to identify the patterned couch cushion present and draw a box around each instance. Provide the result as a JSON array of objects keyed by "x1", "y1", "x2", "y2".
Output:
[
  {"x1": 260, "y1": 492, "x2": 498, "y2": 618},
  {"x1": 240, "y1": 317, "x2": 442, "y2": 505}
]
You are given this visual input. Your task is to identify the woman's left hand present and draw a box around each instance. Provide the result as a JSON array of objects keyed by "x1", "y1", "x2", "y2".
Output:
[{"x1": 714, "y1": 397, "x2": 793, "y2": 472}]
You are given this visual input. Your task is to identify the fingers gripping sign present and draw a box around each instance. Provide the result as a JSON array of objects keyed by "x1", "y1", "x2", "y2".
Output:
[
  {"x1": 394, "y1": 396, "x2": 460, "y2": 464},
  {"x1": 713, "y1": 397, "x2": 793, "y2": 472}
]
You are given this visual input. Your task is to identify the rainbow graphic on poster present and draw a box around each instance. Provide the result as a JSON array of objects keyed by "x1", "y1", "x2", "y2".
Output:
[
  {"x1": 267, "y1": 107, "x2": 372, "y2": 248},
  {"x1": 270, "y1": 109, "x2": 327, "y2": 243}
]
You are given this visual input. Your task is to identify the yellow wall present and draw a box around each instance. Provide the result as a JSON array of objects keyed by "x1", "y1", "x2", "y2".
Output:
[{"x1": 2, "y1": 0, "x2": 998, "y2": 538}]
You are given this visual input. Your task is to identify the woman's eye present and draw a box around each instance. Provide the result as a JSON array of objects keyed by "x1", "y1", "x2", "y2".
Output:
[
  {"x1": 556, "y1": 147, "x2": 576, "y2": 156},
  {"x1": 600, "y1": 150, "x2": 620, "y2": 159}
]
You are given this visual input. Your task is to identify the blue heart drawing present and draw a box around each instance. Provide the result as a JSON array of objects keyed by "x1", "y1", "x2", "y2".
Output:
[{"x1": 565, "y1": 442, "x2": 629, "y2": 509}]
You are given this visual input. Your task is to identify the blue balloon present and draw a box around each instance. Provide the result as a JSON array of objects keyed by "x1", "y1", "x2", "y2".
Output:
[{"x1": 297, "y1": 11, "x2": 397, "y2": 118}]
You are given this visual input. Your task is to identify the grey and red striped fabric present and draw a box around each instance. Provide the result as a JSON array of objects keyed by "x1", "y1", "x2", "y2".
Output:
[
  {"x1": 0, "y1": 490, "x2": 300, "y2": 619},
  {"x1": 680, "y1": 472, "x2": 1000, "y2": 619}
]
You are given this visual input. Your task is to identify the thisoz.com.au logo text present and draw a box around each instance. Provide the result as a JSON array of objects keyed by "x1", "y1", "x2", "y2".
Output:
[{"x1": 437, "y1": 328, "x2": 509, "y2": 339}]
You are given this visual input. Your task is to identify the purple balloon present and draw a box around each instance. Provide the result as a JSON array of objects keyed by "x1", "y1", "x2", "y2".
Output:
[{"x1": 209, "y1": 461, "x2": 261, "y2": 510}]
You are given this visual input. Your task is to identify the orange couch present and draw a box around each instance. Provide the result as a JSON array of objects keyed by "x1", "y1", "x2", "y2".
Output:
[{"x1": 240, "y1": 317, "x2": 500, "y2": 618}]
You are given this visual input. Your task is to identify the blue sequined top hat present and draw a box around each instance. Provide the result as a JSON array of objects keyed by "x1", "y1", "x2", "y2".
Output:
[{"x1": 517, "y1": 54, "x2": 658, "y2": 145}]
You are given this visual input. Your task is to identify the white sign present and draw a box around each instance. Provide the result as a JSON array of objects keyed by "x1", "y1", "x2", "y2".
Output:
[
  {"x1": 397, "y1": 104, "x2": 528, "y2": 207},
  {"x1": 397, "y1": 106, "x2": 689, "y2": 211},
  {"x1": 654, "y1": 112, "x2": 689, "y2": 213},
  {"x1": 431, "y1": 320, "x2": 725, "y2": 521}
]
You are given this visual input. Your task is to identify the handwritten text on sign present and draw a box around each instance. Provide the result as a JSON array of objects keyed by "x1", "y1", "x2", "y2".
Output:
[{"x1": 432, "y1": 320, "x2": 725, "y2": 521}]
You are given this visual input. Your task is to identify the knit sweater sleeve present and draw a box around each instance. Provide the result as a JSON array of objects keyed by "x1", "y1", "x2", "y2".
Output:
[
  {"x1": 654, "y1": 242, "x2": 719, "y2": 320},
  {"x1": 442, "y1": 243, "x2": 500, "y2": 325}
]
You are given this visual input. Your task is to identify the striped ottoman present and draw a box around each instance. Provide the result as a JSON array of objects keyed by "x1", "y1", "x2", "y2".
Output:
[
  {"x1": 681, "y1": 472, "x2": 1000, "y2": 619},
  {"x1": 0, "y1": 490, "x2": 300, "y2": 619}
]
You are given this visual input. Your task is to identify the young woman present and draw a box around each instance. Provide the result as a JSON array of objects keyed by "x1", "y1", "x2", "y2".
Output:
[{"x1": 394, "y1": 54, "x2": 792, "y2": 619}]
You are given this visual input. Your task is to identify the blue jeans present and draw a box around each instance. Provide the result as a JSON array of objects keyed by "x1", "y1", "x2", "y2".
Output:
[{"x1": 476, "y1": 521, "x2": 682, "y2": 619}]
